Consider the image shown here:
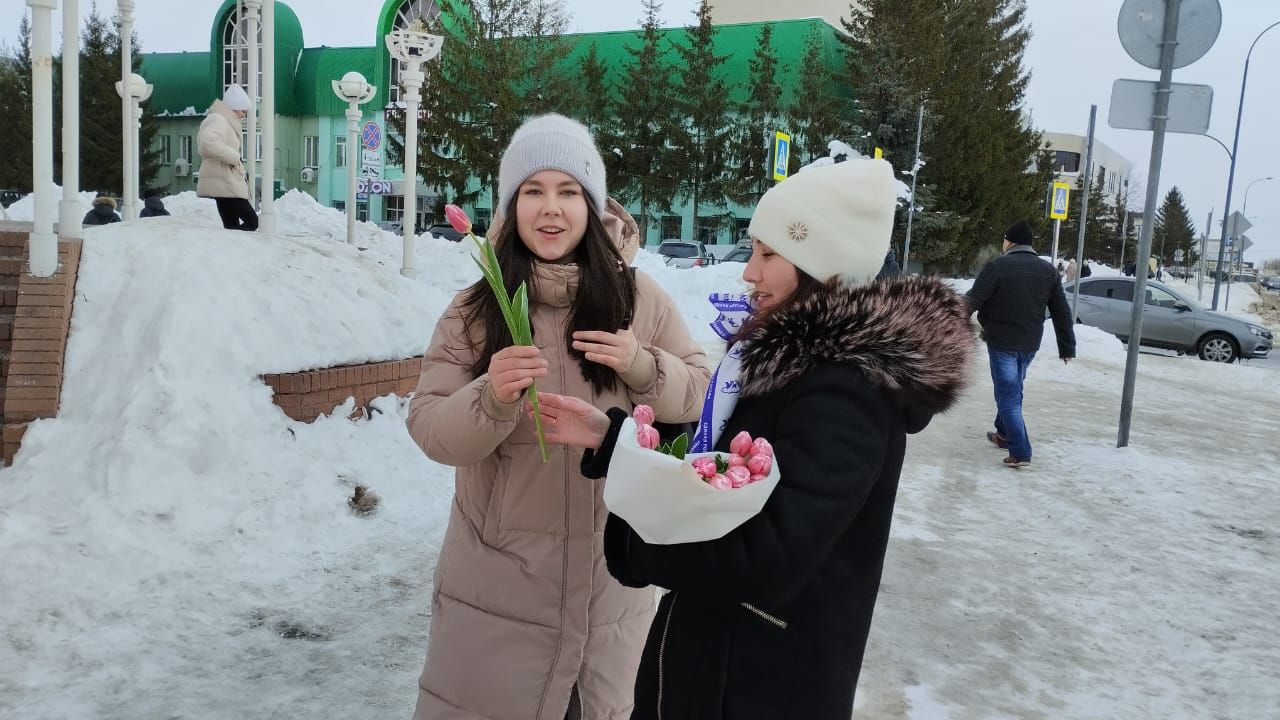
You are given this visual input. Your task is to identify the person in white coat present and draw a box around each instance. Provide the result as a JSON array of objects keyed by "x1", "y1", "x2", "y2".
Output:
[{"x1": 197, "y1": 85, "x2": 258, "y2": 231}]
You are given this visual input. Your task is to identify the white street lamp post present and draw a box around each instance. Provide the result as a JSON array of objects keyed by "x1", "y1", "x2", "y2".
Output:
[
  {"x1": 331, "y1": 72, "x2": 376, "y2": 245},
  {"x1": 244, "y1": 0, "x2": 261, "y2": 210},
  {"x1": 58, "y1": 0, "x2": 80, "y2": 239},
  {"x1": 386, "y1": 21, "x2": 443, "y2": 277},
  {"x1": 26, "y1": 0, "x2": 58, "y2": 277},
  {"x1": 259, "y1": 0, "x2": 277, "y2": 233},
  {"x1": 115, "y1": 73, "x2": 153, "y2": 228},
  {"x1": 118, "y1": 0, "x2": 136, "y2": 220}
]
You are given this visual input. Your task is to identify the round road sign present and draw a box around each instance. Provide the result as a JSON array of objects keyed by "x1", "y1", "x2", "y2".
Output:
[{"x1": 1117, "y1": 0, "x2": 1221, "y2": 70}]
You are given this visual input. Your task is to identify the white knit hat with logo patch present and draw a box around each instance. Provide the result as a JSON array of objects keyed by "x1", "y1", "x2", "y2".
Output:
[
  {"x1": 498, "y1": 114, "x2": 607, "y2": 215},
  {"x1": 747, "y1": 159, "x2": 897, "y2": 285}
]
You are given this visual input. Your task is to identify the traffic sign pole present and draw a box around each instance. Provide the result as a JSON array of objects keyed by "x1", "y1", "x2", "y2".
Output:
[
  {"x1": 1118, "y1": 0, "x2": 1183, "y2": 449},
  {"x1": 1071, "y1": 105, "x2": 1098, "y2": 323}
]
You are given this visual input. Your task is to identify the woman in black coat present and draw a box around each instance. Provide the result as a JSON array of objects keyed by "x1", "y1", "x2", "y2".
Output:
[{"x1": 532, "y1": 160, "x2": 973, "y2": 718}]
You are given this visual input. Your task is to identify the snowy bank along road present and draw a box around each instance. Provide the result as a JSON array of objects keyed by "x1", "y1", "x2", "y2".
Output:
[{"x1": 0, "y1": 191, "x2": 1276, "y2": 719}]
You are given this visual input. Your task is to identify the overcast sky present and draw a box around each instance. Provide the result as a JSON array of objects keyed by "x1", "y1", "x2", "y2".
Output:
[{"x1": 2, "y1": 0, "x2": 1277, "y2": 262}]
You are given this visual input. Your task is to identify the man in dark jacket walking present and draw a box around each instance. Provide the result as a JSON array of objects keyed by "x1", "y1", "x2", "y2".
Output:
[{"x1": 966, "y1": 219, "x2": 1075, "y2": 468}]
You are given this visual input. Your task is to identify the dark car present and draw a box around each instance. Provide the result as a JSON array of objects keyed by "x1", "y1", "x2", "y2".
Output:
[
  {"x1": 425, "y1": 223, "x2": 464, "y2": 242},
  {"x1": 1264, "y1": 276, "x2": 1280, "y2": 291},
  {"x1": 0, "y1": 189, "x2": 20, "y2": 209},
  {"x1": 1067, "y1": 277, "x2": 1273, "y2": 362}
]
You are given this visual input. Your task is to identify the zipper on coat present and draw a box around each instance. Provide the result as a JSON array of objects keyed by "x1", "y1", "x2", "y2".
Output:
[
  {"x1": 657, "y1": 593, "x2": 676, "y2": 720},
  {"x1": 740, "y1": 602, "x2": 788, "y2": 629}
]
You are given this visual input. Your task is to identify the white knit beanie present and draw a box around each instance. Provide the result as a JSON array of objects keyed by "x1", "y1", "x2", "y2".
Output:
[
  {"x1": 497, "y1": 114, "x2": 607, "y2": 215},
  {"x1": 223, "y1": 84, "x2": 252, "y2": 112},
  {"x1": 747, "y1": 159, "x2": 897, "y2": 285}
]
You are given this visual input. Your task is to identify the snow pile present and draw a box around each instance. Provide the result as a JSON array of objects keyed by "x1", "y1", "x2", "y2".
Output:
[{"x1": 4, "y1": 188, "x2": 99, "y2": 222}]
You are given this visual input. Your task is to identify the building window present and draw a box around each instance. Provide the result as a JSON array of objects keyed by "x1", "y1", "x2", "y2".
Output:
[
  {"x1": 474, "y1": 207, "x2": 492, "y2": 234},
  {"x1": 387, "y1": 0, "x2": 443, "y2": 103},
  {"x1": 178, "y1": 136, "x2": 193, "y2": 163},
  {"x1": 661, "y1": 215, "x2": 682, "y2": 240},
  {"x1": 303, "y1": 136, "x2": 319, "y2": 167},
  {"x1": 157, "y1": 135, "x2": 172, "y2": 165},
  {"x1": 357, "y1": 201, "x2": 369, "y2": 222},
  {"x1": 253, "y1": 131, "x2": 262, "y2": 161},
  {"x1": 385, "y1": 195, "x2": 404, "y2": 222},
  {"x1": 1053, "y1": 151, "x2": 1081, "y2": 174},
  {"x1": 335, "y1": 136, "x2": 347, "y2": 168},
  {"x1": 333, "y1": 200, "x2": 346, "y2": 212},
  {"x1": 221, "y1": 7, "x2": 264, "y2": 96},
  {"x1": 734, "y1": 218, "x2": 750, "y2": 243}
]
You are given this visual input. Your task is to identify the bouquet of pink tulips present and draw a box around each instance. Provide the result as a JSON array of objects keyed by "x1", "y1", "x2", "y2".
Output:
[
  {"x1": 604, "y1": 407, "x2": 783, "y2": 544},
  {"x1": 631, "y1": 405, "x2": 773, "y2": 491},
  {"x1": 447, "y1": 204, "x2": 549, "y2": 462}
]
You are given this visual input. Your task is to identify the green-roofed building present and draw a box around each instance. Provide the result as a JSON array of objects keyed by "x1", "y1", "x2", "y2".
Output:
[{"x1": 139, "y1": 0, "x2": 846, "y2": 244}]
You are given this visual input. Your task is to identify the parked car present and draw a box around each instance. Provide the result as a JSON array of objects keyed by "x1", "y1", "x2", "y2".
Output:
[
  {"x1": 719, "y1": 245, "x2": 752, "y2": 263},
  {"x1": 1066, "y1": 277, "x2": 1273, "y2": 362},
  {"x1": 0, "y1": 189, "x2": 20, "y2": 209},
  {"x1": 656, "y1": 240, "x2": 715, "y2": 268},
  {"x1": 425, "y1": 222, "x2": 464, "y2": 242},
  {"x1": 375, "y1": 220, "x2": 403, "y2": 235},
  {"x1": 1264, "y1": 276, "x2": 1280, "y2": 291}
]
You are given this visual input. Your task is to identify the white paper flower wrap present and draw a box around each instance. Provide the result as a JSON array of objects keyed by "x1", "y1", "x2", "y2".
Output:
[{"x1": 602, "y1": 418, "x2": 781, "y2": 545}]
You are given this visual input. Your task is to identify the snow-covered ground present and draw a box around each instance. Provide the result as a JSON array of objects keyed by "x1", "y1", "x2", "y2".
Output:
[{"x1": 0, "y1": 191, "x2": 1275, "y2": 719}]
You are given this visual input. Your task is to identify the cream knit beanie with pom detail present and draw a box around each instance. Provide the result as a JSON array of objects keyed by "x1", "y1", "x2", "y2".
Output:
[
  {"x1": 747, "y1": 159, "x2": 897, "y2": 285},
  {"x1": 497, "y1": 114, "x2": 607, "y2": 215}
]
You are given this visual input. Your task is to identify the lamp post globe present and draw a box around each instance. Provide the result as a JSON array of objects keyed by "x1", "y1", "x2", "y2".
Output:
[{"x1": 331, "y1": 72, "x2": 376, "y2": 245}]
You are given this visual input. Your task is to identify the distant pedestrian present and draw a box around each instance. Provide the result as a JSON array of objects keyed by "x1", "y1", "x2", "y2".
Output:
[
  {"x1": 197, "y1": 84, "x2": 258, "y2": 231},
  {"x1": 877, "y1": 247, "x2": 902, "y2": 278},
  {"x1": 966, "y1": 219, "x2": 1076, "y2": 469},
  {"x1": 139, "y1": 189, "x2": 170, "y2": 218},
  {"x1": 1123, "y1": 261, "x2": 1136, "y2": 277},
  {"x1": 1064, "y1": 258, "x2": 1078, "y2": 283},
  {"x1": 1080, "y1": 261, "x2": 1092, "y2": 278},
  {"x1": 82, "y1": 195, "x2": 121, "y2": 226}
]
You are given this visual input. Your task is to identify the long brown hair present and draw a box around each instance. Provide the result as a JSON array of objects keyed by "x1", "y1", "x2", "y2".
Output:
[
  {"x1": 733, "y1": 269, "x2": 833, "y2": 345},
  {"x1": 460, "y1": 199, "x2": 637, "y2": 395}
]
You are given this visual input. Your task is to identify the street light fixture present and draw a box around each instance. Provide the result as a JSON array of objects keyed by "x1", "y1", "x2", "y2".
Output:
[
  {"x1": 386, "y1": 19, "x2": 443, "y2": 277},
  {"x1": 114, "y1": 72, "x2": 153, "y2": 224},
  {"x1": 1209, "y1": 19, "x2": 1280, "y2": 310},
  {"x1": 331, "y1": 71, "x2": 376, "y2": 245}
]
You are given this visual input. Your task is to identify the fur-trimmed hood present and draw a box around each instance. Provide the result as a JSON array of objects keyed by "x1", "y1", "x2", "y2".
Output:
[{"x1": 738, "y1": 276, "x2": 974, "y2": 419}]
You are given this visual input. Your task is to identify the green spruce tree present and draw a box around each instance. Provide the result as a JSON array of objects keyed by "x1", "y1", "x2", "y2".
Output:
[
  {"x1": 414, "y1": 0, "x2": 573, "y2": 211},
  {"x1": 1153, "y1": 186, "x2": 1197, "y2": 268},
  {"x1": 727, "y1": 24, "x2": 781, "y2": 207},
  {"x1": 575, "y1": 41, "x2": 624, "y2": 190},
  {"x1": 672, "y1": 0, "x2": 734, "y2": 242},
  {"x1": 0, "y1": 16, "x2": 35, "y2": 191},
  {"x1": 612, "y1": 0, "x2": 681, "y2": 241},
  {"x1": 785, "y1": 25, "x2": 844, "y2": 170}
]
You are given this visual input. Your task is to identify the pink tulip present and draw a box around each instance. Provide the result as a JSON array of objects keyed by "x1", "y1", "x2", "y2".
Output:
[
  {"x1": 632, "y1": 404, "x2": 655, "y2": 426},
  {"x1": 725, "y1": 466, "x2": 752, "y2": 488},
  {"x1": 636, "y1": 424, "x2": 660, "y2": 450},
  {"x1": 708, "y1": 474, "x2": 732, "y2": 490},
  {"x1": 727, "y1": 453, "x2": 746, "y2": 468},
  {"x1": 444, "y1": 204, "x2": 473, "y2": 235},
  {"x1": 691, "y1": 458, "x2": 717, "y2": 479},
  {"x1": 751, "y1": 437, "x2": 773, "y2": 458},
  {"x1": 729, "y1": 431, "x2": 753, "y2": 457},
  {"x1": 750, "y1": 474, "x2": 767, "y2": 484},
  {"x1": 747, "y1": 453, "x2": 772, "y2": 477}
]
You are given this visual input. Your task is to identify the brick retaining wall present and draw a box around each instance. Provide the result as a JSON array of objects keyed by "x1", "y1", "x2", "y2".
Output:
[{"x1": 262, "y1": 356, "x2": 423, "y2": 422}]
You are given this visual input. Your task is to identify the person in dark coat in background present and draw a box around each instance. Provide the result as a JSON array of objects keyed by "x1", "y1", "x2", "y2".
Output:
[
  {"x1": 966, "y1": 219, "x2": 1075, "y2": 468},
  {"x1": 139, "y1": 189, "x2": 170, "y2": 218},
  {"x1": 530, "y1": 160, "x2": 974, "y2": 719},
  {"x1": 82, "y1": 196, "x2": 121, "y2": 226},
  {"x1": 877, "y1": 247, "x2": 902, "y2": 278}
]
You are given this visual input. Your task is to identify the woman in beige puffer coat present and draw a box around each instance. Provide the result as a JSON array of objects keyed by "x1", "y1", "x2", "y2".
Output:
[
  {"x1": 196, "y1": 84, "x2": 257, "y2": 231},
  {"x1": 406, "y1": 114, "x2": 711, "y2": 720}
]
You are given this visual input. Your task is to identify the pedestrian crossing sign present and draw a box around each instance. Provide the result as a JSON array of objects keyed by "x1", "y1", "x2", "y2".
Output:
[
  {"x1": 772, "y1": 131, "x2": 791, "y2": 182},
  {"x1": 1049, "y1": 181, "x2": 1071, "y2": 220}
]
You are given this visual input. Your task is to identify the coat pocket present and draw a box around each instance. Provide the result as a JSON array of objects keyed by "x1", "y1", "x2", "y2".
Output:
[{"x1": 480, "y1": 450, "x2": 511, "y2": 547}]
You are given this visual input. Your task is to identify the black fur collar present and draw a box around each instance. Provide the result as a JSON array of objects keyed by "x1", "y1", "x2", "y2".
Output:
[{"x1": 738, "y1": 276, "x2": 974, "y2": 414}]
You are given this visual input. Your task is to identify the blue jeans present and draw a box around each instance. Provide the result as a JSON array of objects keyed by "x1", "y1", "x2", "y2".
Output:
[{"x1": 988, "y1": 347, "x2": 1036, "y2": 460}]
